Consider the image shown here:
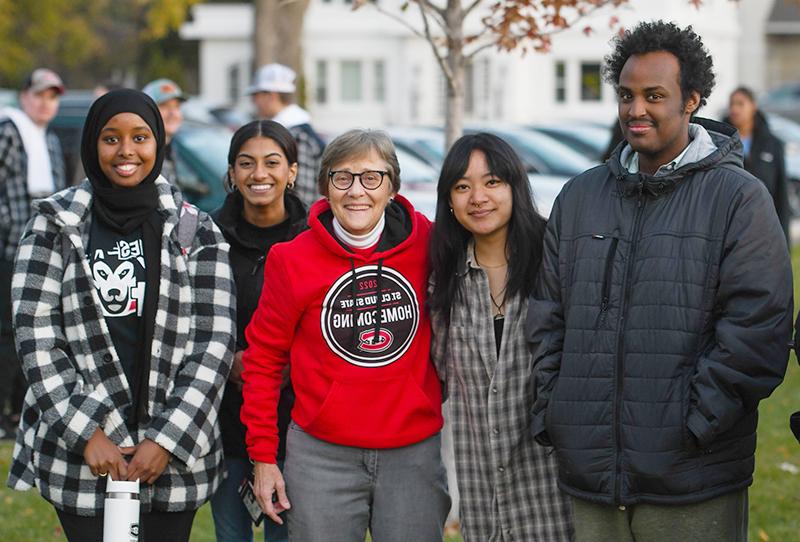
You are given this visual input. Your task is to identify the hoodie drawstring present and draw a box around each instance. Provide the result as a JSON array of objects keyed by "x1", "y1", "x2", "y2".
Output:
[
  {"x1": 349, "y1": 259, "x2": 358, "y2": 348},
  {"x1": 373, "y1": 259, "x2": 384, "y2": 344}
]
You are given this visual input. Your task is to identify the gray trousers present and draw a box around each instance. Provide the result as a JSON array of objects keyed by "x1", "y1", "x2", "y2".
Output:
[
  {"x1": 283, "y1": 421, "x2": 451, "y2": 542},
  {"x1": 572, "y1": 489, "x2": 748, "y2": 542}
]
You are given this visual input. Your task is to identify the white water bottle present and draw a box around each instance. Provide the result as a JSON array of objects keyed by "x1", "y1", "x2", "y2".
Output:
[{"x1": 103, "y1": 477, "x2": 140, "y2": 542}]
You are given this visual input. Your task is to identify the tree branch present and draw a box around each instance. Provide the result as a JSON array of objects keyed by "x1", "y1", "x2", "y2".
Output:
[
  {"x1": 417, "y1": 0, "x2": 456, "y2": 88},
  {"x1": 464, "y1": 0, "x2": 482, "y2": 17}
]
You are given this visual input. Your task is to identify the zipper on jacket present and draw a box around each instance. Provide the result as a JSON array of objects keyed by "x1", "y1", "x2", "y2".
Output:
[
  {"x1": 250, "y1": 254, "x2": 266, "y2": 276},
  {"x1": 613, "y1": 182, "x2": 646, "y2": 506},
  {"x1": 595, "y1": 236, "x2": 618, "y2": 328}
]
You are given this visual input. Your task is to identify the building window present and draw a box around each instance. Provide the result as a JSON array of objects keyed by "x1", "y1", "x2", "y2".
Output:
[
  {"x1": 228, "y1": 64, "x2": 240, "y2": 103},
  {"x1": 316, "y1": 60, "x2": 328, "y2": 104},
  {"x1": 555, "y1": 61, "x2": 566, "y2": 103},
  {"x1": 581, "y1": 62, "x2": 602, "y2": 101},
  {"x1": 374, "y1": 60, "x2": 386, "y2": 103},
  {"x1": 341, "y1": 60, "x2": 362, "y2": 102}
]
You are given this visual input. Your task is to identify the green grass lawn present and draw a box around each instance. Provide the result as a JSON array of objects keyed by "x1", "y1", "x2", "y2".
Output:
[{"x1": 2, "y1": 252, "x2": 799, "y2": 541}]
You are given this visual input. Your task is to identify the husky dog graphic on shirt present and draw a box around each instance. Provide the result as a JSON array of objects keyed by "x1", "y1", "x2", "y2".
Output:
[{"x1": 90, "y1": 238, "x2": 146, "y2": 317}]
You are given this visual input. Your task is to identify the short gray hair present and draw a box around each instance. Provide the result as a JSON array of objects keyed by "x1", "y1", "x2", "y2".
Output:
[{"x1": 317, "y1": 129, "x2": 401, "y2": 196}]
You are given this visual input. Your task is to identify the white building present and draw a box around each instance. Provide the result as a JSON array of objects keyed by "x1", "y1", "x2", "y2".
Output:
[{"x1": 180, "y1": 0, "x2": 745, "y2": 133}]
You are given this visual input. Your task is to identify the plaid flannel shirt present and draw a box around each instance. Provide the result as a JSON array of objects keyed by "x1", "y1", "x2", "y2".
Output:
[
  {"x1": 0, "y1": 118, "x2": 65, "y2": 261},
  {"x1": 288, "y1": 123, "x2": 324, "y2": 209},
  {"x1": 6, "y1": 177, "x2": 236, "y2": 516},
  {"x1": 430, "y1": 246, "x2": 573, "y2": 541}
]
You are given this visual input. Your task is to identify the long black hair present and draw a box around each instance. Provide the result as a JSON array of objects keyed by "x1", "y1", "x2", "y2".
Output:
[
  {"x1": 224, "y1": 119, "x2": 298, "y2": 191},
  {"x1": 428, "y1": 133, "x2": 547, "y2": 320}
]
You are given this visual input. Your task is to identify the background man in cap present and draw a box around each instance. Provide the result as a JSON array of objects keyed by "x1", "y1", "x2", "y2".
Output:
[
  {"x1": 249, "y1": 63, "x2": 324, "y2": 208},
  {"x1": 142, "y1": 78, "x2": 186, "y2": 185},
  {"x1": 0, "y1": 68, "x2": 66, "y2": 439}
]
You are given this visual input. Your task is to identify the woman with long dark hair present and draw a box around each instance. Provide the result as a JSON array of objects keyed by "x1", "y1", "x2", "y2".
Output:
[
  {"x1": 725, "y1": 86, "x2": 790, "y2": 243},
  {"x1": 429, "y1": 133, "x2": 573, "y2": 541},
  {"x1": 210, "y1": 120, "x2": 307, "y2": 542},
  {"x1": 6, "y1": 89, "x2": 235, "y2": 541}
]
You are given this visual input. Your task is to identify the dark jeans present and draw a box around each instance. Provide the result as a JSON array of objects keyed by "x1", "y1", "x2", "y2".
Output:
[
  {"x1": 56, "y1": 507, "x2": 197, "y2": 542},
  {"x1": 0, "y1": 258, "x2": 24, "y2": 420}
]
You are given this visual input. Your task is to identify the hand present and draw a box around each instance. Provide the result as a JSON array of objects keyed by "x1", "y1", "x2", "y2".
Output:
[
  {"x1": 230, "y1": 351, "x2": 244, "y2": 388},
  {"x1": 83, "y1": 428, "x2": 128, "y2": 481},
  {"x1": 120, "y1": 439, "x2": 171, "y2": 485},
  {"x1": 253, "y1": 461, "x2": 291, "y2": 524}
]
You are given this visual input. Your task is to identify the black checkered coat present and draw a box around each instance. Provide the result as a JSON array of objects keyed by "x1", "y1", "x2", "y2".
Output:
[
  {"x1": 0, "y1": 118, "x2": 66, "y2": 261},
  {"x1": 6, "y1": 177, "x2": 236, "y2": 516}
]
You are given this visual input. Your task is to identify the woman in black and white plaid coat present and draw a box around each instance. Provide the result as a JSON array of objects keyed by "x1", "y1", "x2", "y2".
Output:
[
  {"x1": 6, "y1": 89, "x2": 235, "y2": 541},
  {"x1": 429, "y1": 133, "x2": 573, "y2": 541}
]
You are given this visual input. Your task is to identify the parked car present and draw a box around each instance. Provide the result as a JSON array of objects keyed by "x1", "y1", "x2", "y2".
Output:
[
  {"x1": 760, "y1": 83, "x2": 800, "y2": 124},
  {"x1": 387, "y1": 127, "x2": 447, "y2": 169},
  {"x1": 528, "y1": 122, "x2": 613, "y2": 162},
  {"x1": 464, "y1": 124, "x2": 596, "y2": 177},
  {"x1": 766, "y1": 113, "x2": 800, "y2": 216}
]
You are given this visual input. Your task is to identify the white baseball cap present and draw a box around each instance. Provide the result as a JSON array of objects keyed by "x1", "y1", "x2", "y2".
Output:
[{"x1": 247, "y1": 63, "x2": 297, "y2": 95}]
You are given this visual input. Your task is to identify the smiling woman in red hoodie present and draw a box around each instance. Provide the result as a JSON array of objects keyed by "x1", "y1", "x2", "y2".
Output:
[{"x1": 241, "y1": 129, "x2": 450, "y2": 541}]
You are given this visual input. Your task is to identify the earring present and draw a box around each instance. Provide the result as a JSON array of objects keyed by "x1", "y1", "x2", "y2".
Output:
[
  {"x1": 449, "y1": 208, "x2": 454, "y2": 214},
  {"x1": 288, "y1": 181, "x2": 295, "y2": 190}
]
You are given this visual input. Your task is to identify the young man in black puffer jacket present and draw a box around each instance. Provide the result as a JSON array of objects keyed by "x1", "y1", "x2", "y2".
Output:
[{"x1": 527, "y1": 21, "x2": 793, "y2": 542}]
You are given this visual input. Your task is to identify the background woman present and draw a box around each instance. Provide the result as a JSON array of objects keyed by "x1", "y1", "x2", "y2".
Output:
[
  {"x1": 241, "y1": 129, "x2": 450, "y2": 541},
  {"x1": 6, "y1": 89, "x2": 235, "y2": 542},
  {"x1": 210, "y1": 120, "x2": 307, "y2": 542},
  {"x1": 726, "y1": 86, "x2": 790, "y2": 242},
  {"x1": 428, "y1": 133, "x2": 573, "y2": 541}
]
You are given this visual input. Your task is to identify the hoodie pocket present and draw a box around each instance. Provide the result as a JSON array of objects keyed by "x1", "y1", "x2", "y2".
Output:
[
  {"x1": 595, "y1": 235, "x2": 618, "y2": 328},
  {"x1": 304, "y1": 375, "x2": 441, "y2": 444}
]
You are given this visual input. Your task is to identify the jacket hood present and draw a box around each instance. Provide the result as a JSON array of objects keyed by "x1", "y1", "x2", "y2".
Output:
[
  {"x1": 212, "y1": 190, "x2": 307, "y2": 251},
  {"x1": 307, "y1": 194, "x2": 422, "y2": 260},
  {"x1": 608, "y1": 117, "x2": 744, "y2": 199},
  {"x1": 34, "y1": 176, "x2": 181, "y2": 231}
]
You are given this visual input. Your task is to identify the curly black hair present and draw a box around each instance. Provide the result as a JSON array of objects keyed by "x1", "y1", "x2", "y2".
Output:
[{"x1": 603, "y1": 21, "x2": 715, "y2": 112}]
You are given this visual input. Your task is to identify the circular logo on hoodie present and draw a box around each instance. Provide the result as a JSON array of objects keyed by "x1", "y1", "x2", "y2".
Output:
[{"x1": 321, "y1": 265, "x2": 419, "y2": 367}]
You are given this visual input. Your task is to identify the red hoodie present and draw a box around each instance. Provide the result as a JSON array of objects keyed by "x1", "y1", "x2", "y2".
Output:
[{"x1": 241, "y1": 195, "x2": 443, "y2": 463}]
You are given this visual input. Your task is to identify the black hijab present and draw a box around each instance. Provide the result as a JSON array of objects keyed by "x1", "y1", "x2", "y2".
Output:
[
  {"x1": 81, "y1": 88, "x2": 165, "y2": 233},
  {"x1": 82, "y1": 89, "x2": 164, "y2": 426}
]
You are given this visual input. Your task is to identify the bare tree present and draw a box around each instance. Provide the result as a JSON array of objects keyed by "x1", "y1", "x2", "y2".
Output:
[
  {"x1": 253, "y1": 0, "x2": 311, "y2": 79},
  {"x1": 356, "y1": 0, "x2": 631, "y2": 148}
]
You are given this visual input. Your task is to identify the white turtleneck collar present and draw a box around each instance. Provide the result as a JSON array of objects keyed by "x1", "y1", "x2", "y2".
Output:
[{"x1": 332, "y1": 213, "x2": 385, "y2": 249}]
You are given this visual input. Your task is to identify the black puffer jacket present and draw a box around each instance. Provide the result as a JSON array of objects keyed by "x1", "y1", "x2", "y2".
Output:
[
  {"x1": 211, "y1": 191, "x2": 307, "y2": 460},
  {"x1": 723, "y1": 111, "x2": 790, "y2": 242},
  {"x1": 527, "y1": 118, "x2": 793, "y2": 506}
]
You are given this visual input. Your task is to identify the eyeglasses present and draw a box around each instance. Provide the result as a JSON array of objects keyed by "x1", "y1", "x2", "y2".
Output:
[{"x1": 328, "y1": 170, "x2": 388, "y2": 191}]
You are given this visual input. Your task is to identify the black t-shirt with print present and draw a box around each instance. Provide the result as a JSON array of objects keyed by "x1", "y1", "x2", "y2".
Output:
[{"x1": 88, "y1": 217, "x2": 146, "y2": 386}]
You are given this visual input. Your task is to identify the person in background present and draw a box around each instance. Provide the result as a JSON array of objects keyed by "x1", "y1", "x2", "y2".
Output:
[
  {"x1": 6, "y1": 89, "x2": 235, "y2": 541},
  {"x1": 142, "y1": 78, "x2": 186, "y2": 185},
  {"x1": 725, "y1": 86, "x2": 791, "y2": 243},
  {"x1": 528, "y1": 21, "x2": 792, "y2": 542},
  {"x1": 428, "y1": 132, "x2": 573, "y2": 541},
  {"x1": 241, "y1": 129, "x2": 450, "y2": 541},
  {"x1": 248, "y1": 63, "x2": 324, "y2": 209},
  {"x1": 0, "y1": 68, "x2": 66, "y2": 440},
  {"x1": 209, "y1": 120, "x2": 307, "y2": 542}
]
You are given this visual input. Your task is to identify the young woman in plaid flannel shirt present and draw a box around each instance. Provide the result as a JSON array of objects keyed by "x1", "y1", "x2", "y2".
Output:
[
  {"x1": 6, "y1": 89, "x2": 236, "y2": 541},
  {"x1": 429, "y1": 133, "x2": 573, "y2": 541}
]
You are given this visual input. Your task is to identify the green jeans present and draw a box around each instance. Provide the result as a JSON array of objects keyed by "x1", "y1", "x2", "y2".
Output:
[{"x1": 572, "y1": 489, "x2": 748, "y2": 542}]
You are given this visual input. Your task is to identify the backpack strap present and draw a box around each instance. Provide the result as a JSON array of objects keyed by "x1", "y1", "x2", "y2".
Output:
[{"x1": 177, "y1": 201, "x2": 199, "y2": 255}]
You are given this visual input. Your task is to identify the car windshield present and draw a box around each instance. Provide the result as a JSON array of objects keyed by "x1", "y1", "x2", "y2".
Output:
[
  {"x1": 173, "y1": 123, "x2": 231, "y2": 179},
  {"x1": 395, "y1": 147, "x2": 438, "y2": 186},
  {"x1": 501, "y1": 129, "x2": 594, "y2": 176}
]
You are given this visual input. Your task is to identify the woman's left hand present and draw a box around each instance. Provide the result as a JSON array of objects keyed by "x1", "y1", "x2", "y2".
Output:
[{"x1": 119, "y1": 439, "x2": 171, "y2": 484}]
